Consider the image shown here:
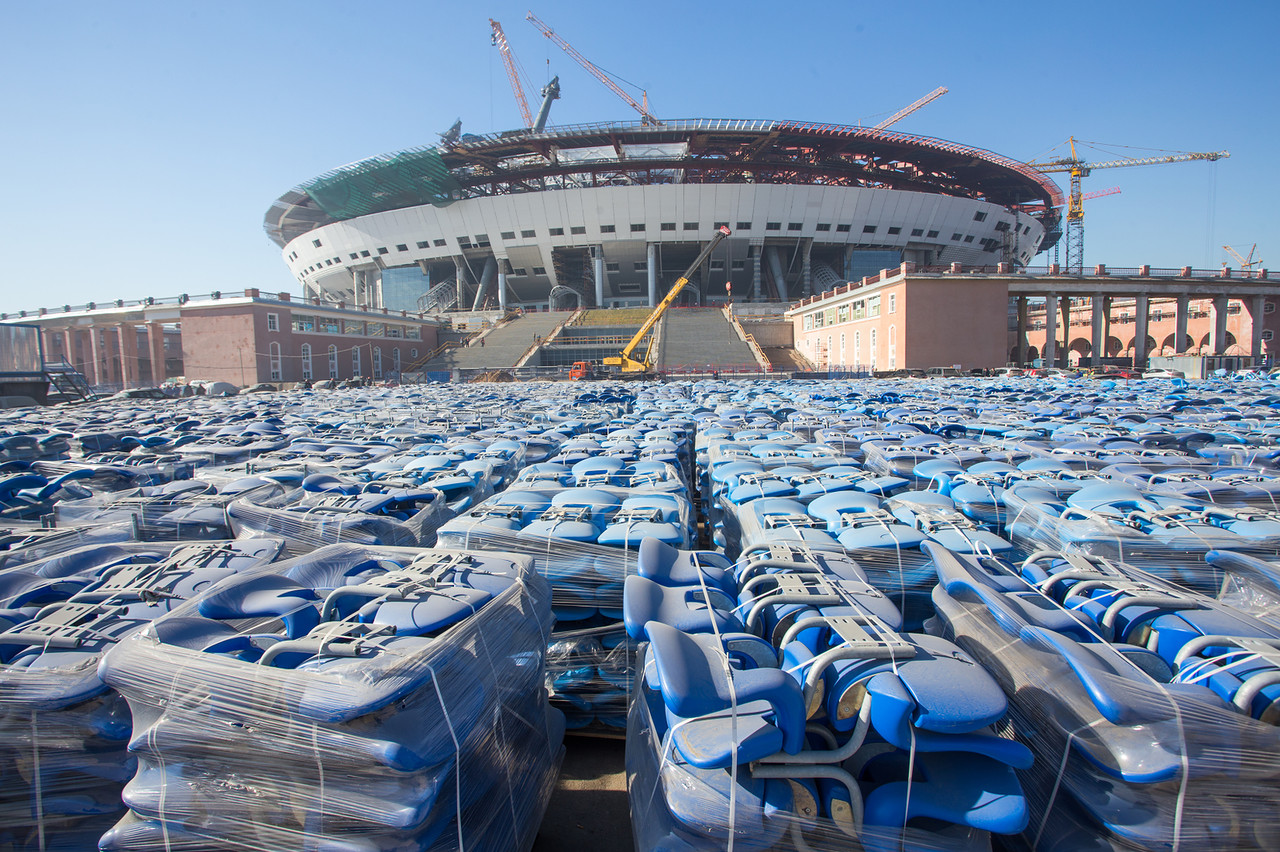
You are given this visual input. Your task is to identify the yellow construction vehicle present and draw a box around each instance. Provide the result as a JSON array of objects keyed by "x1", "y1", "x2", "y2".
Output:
[{"x1": 602, "y1": 226, "x2": 732, "y2": 377}]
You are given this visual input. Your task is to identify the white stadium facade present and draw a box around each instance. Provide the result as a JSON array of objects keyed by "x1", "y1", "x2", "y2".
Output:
[{"x1": 264, "y1": 119, "x2": 1064, "y2": 314}]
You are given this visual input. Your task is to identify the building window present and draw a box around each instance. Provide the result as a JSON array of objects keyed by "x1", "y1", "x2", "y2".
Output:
[
  {"x1": 373, "y1": 346, "x2": 383, "y2": 379},
  {"x1": 836, "y1": 224, "x2": 851, "y2": 233},
  {"x1": 410, "y1": 348, "x2": 418, "y2": 359},
  {"x1": 973, "y1": 211, "x2": 988, "y2": 222},
  {"x1": 392, "y1": 348, "x2": 400, "y2": 371},
  {"x1": 433, "y1": 238, "x2": 446, "y2": 247},
  {"x1": 911, "y1": 229, "x2": 924, "y2": 237},
  {"x1": 839, "y1": 332, "x2": 846, "y2": 364},
  {"x1": 888, "y1": 294, "x2": 896, "y2": 314},
  {"x1": 417, "y1": 240, "x2": 430, "y2": 249},
  {"x1": 475, "y1": 234, "x2": 490, "y2": 247},
  {"x1": 533, "y1": 267, "x2": 546, "y2": 275},
  {"x1": 863, "y1": 225, "x2": 877, "y2": 234},
  {"x1": 521, "y1": 229, "x2": 536, "y2": 238},
  {"x1": 951, "y1": 233, "x2": 962, "y2": 241},
  {"x1": 1266, "y1": 301, "x2": 1276, "y2": 314},
  {"x1": 396, "y1": 244, "x2": 408, "y2": 252},
  {"x1": 788, "y1": 223, "x2": 803, "y2": 231},
  {"x1": 266, "y1": 313, "x2": 279, "y2": 332},
  {"x1": 1264, "y1": 330, "x2": 1274, "y2": 341},
  {"x1": 887, "y1": 227, "x2": 901, "y2": 236},
  {"x1": 660, "y1": 222, "x2": 675, "y2": 231},
  {"x1": 512, "y1": 268, "x2": 527, "y2": 276},
  {"x1": 994, "y1": 221, "x2": 1011, "y2": 232},
  {"x1": 571, "y1": 226, "x2": 586, "y2": 235},
  {"x1": 349, "y1": 252, "x2": 359, "y2": 260},
  {"x1": 352, "y1": 346, "x2": 362, "y2": 377},
  {"x1": 684, "y1": 222, "x2": 699, "y2": 231},
  {"x1": 888, "y1": 325, "x2": 897, "y2": 369},
  {"x1": 927, "y1": 230, "x2": 940, "y2": 238},
  {"x1": 736, "y1": 222, "x2": 752, "y2": 230},
  {"x1": 501, "y1": 231, "x2": 516, "y2": 240},
  {"x1": 457, "y1": 236, "x2": 472, "y2": 248},
  {"x1": 301, "y1": 343, "x2": 312, "y2": 380},
  {"x1": 709, "y1": 260, "x2": 724, "y2": 270},
  {"x1": 854, "y1": 330, "x2": 861, "y2": 366},
  {"x1": 816, "y1": 223, "x2": 831, "y2": 232},
  {"x1": 606, "y1": 262, "x2": 620, "y2": 272},
  {"x1": 963, "y1": 235, "x2": 975, "y2": 243},
  {"x1": 377, "y1": 246, "x2": 389, "y2": 254},
  {"x1": 731, "y1": 260, "x2": 745, "y2": 271},
  {"x1": 630, "y1": 224, "x2": 646, "y2": 232},
  {"x1": 634, "y1": 262, "x2": 647, "y2": 272},
  {"x1": 312, "y1": 239, "x2": 322, "y2": 248},
  {"x1": 328, "y1": 345, "x2": 338, "y2": 379},
  {"x1": 360, "y1": 250, "x2": 371, "y2": 257},
  {"x1": 550, "y1": 227, "x2": 565, "y2": 236},
  {"x1": 269, "y1": 342, "x2": 281, "y2": 381},
  {"x1": 869, "y1": 328, "x2": 877, "y2": 369},
  {"x1": 600, "y1": 225, "x2": 616, "y2": 233}
]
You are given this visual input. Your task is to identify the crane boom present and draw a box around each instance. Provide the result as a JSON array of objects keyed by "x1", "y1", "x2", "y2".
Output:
[
  {"x1": 871, "y1": 87, "x2": 948, "y2": 131},
  {"x1": 490, "y1": 19, "x2": 534, "y2": 129},
  {"x1": 526, "y1": 11, "x2": 660, "y2": 125},
  {"x1": 603, "y1": 227, "x2": 732, "y2": 374},
  {"x1": 1029, "y1": 150, "x2": 1230, "y2": 174}
]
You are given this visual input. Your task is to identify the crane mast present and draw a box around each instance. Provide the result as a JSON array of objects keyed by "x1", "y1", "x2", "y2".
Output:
[{"x1": 526, "y1": 11, "x2": 660, "y2": 125}]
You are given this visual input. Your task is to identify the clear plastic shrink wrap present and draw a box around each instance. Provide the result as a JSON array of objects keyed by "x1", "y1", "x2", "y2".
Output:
[
  {"x1": 0, "y1": 538, "x2": 286, "y2": 851},
  {"x1": 97, "y1": 544, "x2": 564, "y2": 852},
  {"x1": 927, "y1": 543, "x2": 1280, "y2": 851}
]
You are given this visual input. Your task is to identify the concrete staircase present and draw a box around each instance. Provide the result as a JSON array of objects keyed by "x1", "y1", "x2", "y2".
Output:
[
  {"x1": 657, "y1": 308, "x2": 758, "y2": 370},
  {"x1": 420, "y1": 312, "x2": 568, "y2": 370}
]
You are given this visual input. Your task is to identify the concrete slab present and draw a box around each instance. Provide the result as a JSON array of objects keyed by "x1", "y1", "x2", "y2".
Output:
[{"x1": 533, "y1": 736, "x2": 634, "y2": 851}]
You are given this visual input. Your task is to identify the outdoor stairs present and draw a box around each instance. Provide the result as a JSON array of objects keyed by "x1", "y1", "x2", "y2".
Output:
[
  {"x1": 44, "y1": 361, "x2": 95, "y2": 402},
  {"x1": 419, "y1": 313, "x2": 567, "y2": 371},
  {"x1": 657, "y1": 308, "x2": 758, "y2": 371}
]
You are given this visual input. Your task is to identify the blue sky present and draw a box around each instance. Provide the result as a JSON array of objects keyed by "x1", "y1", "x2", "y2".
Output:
[{"x1": 1, "y1": 0, "x2": 1275, "y2": 310}]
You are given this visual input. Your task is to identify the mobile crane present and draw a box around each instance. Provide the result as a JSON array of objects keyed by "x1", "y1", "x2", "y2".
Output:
[{"x1": 594, "y1": 226, "x2": 732, "y2": 378}]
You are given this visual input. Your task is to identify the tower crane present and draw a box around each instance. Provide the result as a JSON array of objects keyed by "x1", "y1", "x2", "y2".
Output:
[
  {"x1": 490, "y1": 19, "x2": 534, "y2": 129},
  {"x1": 1028, "y1": 138, "x2": 1229, "y2": 274},
  {"x1": 526, "y1": 11, "x2": 660, "y2": 125},
  {"x1": 1223, "y1": 244, "x2": 1263, "y2": 277},
  {"x1": 870, "y1": 87, "x2": 948, "y2": 131}
]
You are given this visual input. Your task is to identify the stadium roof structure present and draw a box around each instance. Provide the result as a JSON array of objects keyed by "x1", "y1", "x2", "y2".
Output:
[{"x1": 265, "y1": 119, "x2": 1064, "y2": 248}]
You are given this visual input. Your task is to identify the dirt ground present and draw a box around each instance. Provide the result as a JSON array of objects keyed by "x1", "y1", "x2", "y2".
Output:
[{"x1": 532, "y1": 735, "x2": 634, "y2": 851}]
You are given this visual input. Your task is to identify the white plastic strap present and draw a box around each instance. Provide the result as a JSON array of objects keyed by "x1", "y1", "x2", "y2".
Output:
[{"x1": 428, "y1": 665, "x2": 466, "y2": 852}]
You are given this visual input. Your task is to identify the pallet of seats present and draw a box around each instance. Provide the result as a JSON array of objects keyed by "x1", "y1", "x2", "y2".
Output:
[{"x1": 96, "y1": 543, "x2": 564, "y2": 852}]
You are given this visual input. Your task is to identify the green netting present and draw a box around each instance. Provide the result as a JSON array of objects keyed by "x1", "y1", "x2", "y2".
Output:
[{"x1": 301, "y1": 148, "x2": 461, "y2": 220}]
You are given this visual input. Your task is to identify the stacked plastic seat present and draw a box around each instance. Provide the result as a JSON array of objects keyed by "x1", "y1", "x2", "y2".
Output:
[
  {"x1": 98, "y1": 544, "x2": 563, "y2": 851},
  {"x1": 0, "y1": 538, "x2": 284, "y2": 851},
  {"x1": 929, "y1": 543, "x2": 1280, "y2": 850},
  {"x1": 625, "y1": 537, "x2": 1032, "y2": 852}
]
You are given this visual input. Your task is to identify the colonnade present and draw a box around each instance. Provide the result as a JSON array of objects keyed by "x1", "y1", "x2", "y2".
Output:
[{"x1": 41, "y1": 321, "x2": 169, "y2": 388}]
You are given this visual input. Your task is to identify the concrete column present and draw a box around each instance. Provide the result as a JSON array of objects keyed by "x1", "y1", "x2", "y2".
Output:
[
  {"x1": 497, "y1": 268, "x2": 508, "y2": 311},
  {"x1": 62, "y1": 329, "x2": 78, "y2": 370},
  {"x1": 593, "y1": 247, "x2": 605, "y2": 307},
  {"x1": 1250, "y1": 294, "x2": 1267, "y2": 361},
  {"x1": 1091, "y1": 295, "x2": 1105, "y2": 367},
  {"x1": 1134, "y1": 294, "x2": 1150, "y2": 367},
  {"x1": 1175, "y1": 294, "x2": 1190, "y2": 354},
  {"x1": 1016, "y1": 296, "x2": 1028, "y2": 365},
  {"x1": 1060, "y1": 297, "x2": 1071, "y2": 366},
  {"x1": 647, "y1": 243, "x2": 658, "y2": 308},
  {"x1": 1212, "y1": 295, "x2": 1230, "y2": 354},
  {"x1": 751, "y1": 242, "x2": 763, "y2": 301},
  {"x1": 801, "y1": 240, "x2": 812, "y2": 297},
  {"x1": 86, "y1": 327, "x2": 103, "y2": 386},
  {"x1": 101, "y1": 328, "x2": 119, "y2": 386},
  {"x1": 40, "y1": 328, "x2": 60, "y2": 366},
  {"x1": 117, "y1": 324, "x2": 140, "y2": 388},
  {"x1": 1043, "y1": 294, "x2": 1057, "y2": 367},
  {"x1": 454, "y1": 258, "x2": 466, "y2": 308},
  {"x1": 146, "y1": 322, "x2": 167, "y2": 385}
]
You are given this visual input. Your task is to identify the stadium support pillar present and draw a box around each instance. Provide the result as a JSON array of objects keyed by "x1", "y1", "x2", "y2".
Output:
[
  {"x1": 1175, "y1": 294, "x2": 1190, "y2": 353},
  {"x1": 455, "y1": 258, "x2": 467, "y2": 309},
  {"x1": 752, "y1": 241, "x2": 763, "y2": 300},
  {"x1": 647, "y1": 243, "x2": 657, "y2": 307},
  {"x1": 593, "y1": 246, "x2": 605, "y2": 307},
  {"x1": 1091, "y1": 295, "x2": 1104, "y2": 366},
  {"x1": 117, "y1": 323, "x2": 140, "y2": 388},
  {"x1": 147, "y1": 322, "x2": 167, "y2": 385},
  {"x1": 472, "y1": 256, "x2": 497, "y2": 311},
  {"x1": 1016, "y1": 296, "x2": 1028, "y2": 365},
  {"x1": 101, "y1": 327, "x2": 119, "y2": 386},
  {"x1": 1043, "y1": 294, "x2": 1057, "y2": 367},
  {"x1": 1134, "y1": 294, "x2": 1150, "y2": 367},
  {"x1": 496, "y1": 264, "x2": 508, "y2": 312},
  {"x1": 801, "y1": 240, "x2": 812, "y2": 297},
  {"x1": 1212, "y1": 295, "x2": 1230, "y2": 354},
  {"x1": 1250, "y1": 295, "x2": 1266, "y2": 361}
]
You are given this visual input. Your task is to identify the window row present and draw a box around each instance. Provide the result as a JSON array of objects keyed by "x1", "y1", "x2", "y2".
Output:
[
  {"x1": 274, "y1": 342, "x2": 417, "y2": 382},
  {"x1": 288, "y1": 315, "x2": 422, "y2": 339}
]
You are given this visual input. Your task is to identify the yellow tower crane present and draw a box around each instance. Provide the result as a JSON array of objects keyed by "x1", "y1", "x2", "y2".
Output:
[
  {"x1": 1028, "y1": 138, "x2": 1228, "y2": 274},
  {"x1": 1223, "y1": 244, "x2": 1263, "y2": 277}
]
